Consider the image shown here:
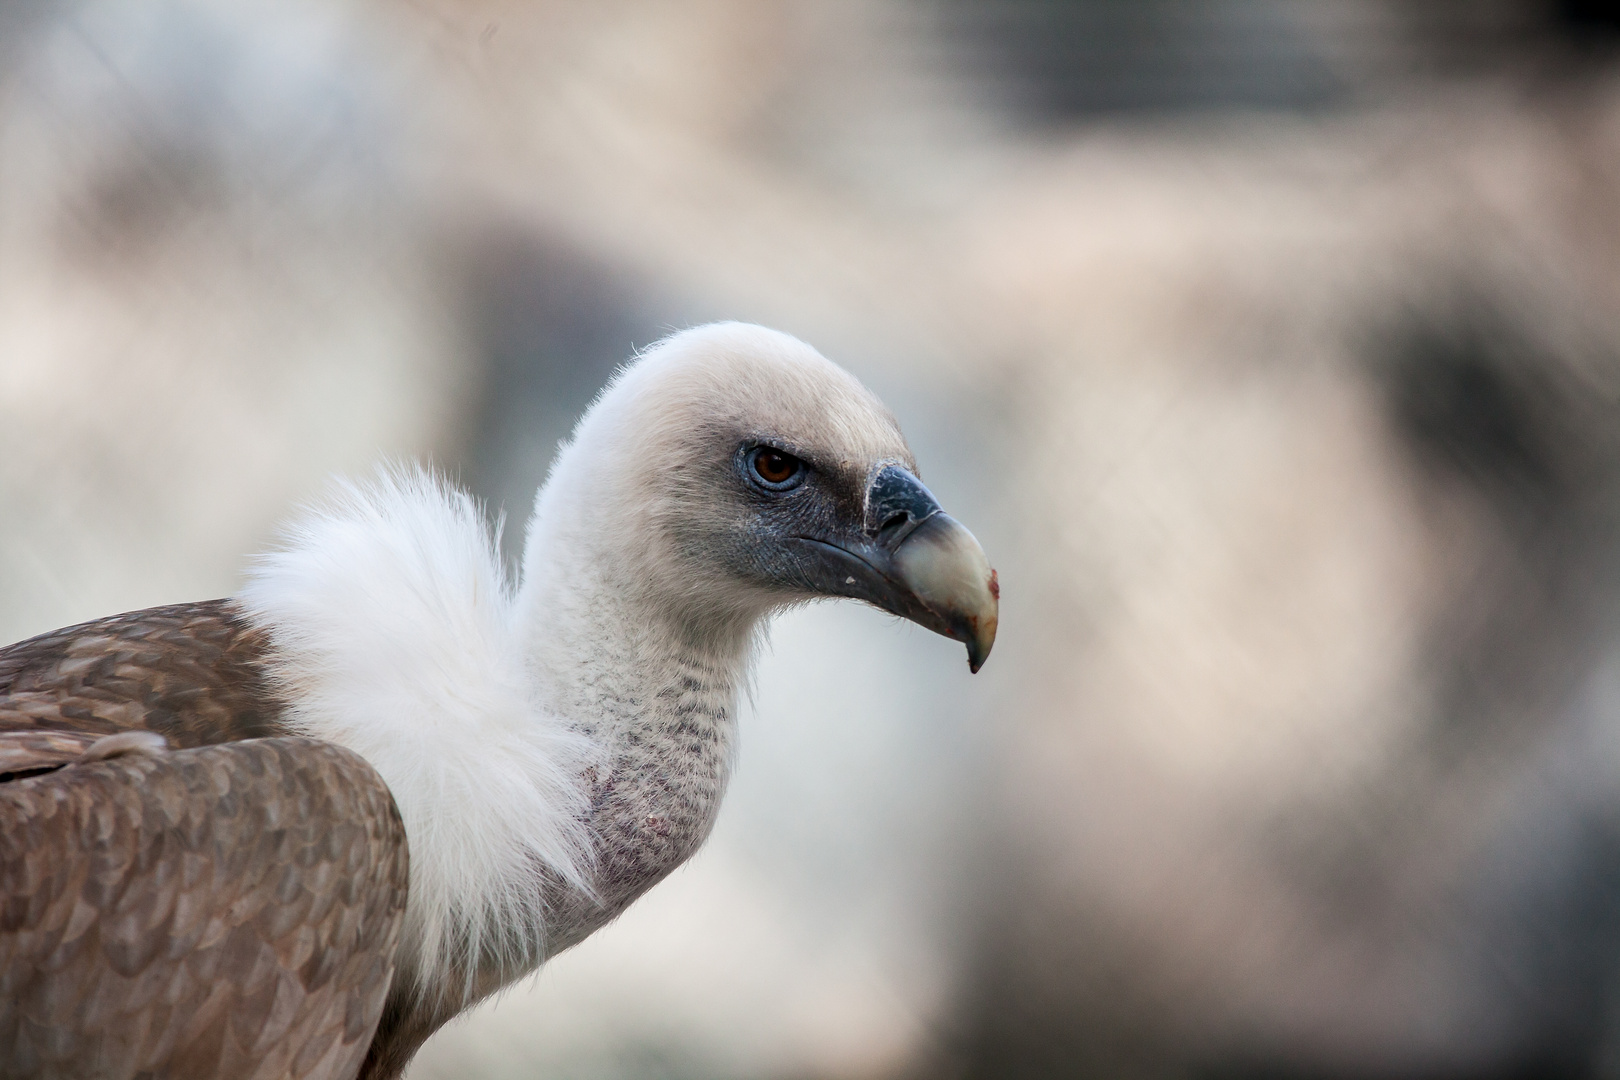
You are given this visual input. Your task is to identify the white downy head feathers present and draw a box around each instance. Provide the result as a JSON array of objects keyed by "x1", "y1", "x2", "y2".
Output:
[{"x1": 518, "y1": 321, "x2": 911, "y2": 645}]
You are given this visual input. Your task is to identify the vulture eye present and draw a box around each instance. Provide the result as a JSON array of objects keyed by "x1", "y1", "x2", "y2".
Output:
[{"x1": 748, "y1": 446, "x2": 805, "y2": 490}]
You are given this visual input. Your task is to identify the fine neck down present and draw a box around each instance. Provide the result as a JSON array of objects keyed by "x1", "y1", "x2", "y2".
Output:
[{"x1": 514, "y1": 478, "x2": 761, "y2": 954}]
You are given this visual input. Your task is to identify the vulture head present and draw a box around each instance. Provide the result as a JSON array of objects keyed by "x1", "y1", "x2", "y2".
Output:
[{"x1": 523, "y1": 320, "x2": 999, "y2": 671}]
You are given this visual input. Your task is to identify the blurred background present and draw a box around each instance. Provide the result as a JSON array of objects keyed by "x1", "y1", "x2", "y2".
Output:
[{"x1": 6, "y1": 1, "x2": 1620, "y2": 1077}]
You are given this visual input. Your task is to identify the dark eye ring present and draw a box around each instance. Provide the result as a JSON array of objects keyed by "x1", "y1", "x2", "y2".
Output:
[{"x1": 747, "y1": 446, "x2": 806, "y2": 490}]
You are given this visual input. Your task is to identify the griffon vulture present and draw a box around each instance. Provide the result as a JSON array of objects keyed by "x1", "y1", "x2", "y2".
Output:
[{"x1": 0, "y1": 323, "x2": 998, "y2": 1080}]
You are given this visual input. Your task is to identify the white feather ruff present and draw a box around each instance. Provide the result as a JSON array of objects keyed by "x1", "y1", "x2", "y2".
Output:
[{"x1": 237, "y1": 467, "x2": 595, "y2": 999}]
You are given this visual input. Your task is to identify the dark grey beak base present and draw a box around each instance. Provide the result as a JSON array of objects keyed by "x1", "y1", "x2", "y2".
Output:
[{"x1": 788, "y1": 466, "x2": 999, "y2": 672}]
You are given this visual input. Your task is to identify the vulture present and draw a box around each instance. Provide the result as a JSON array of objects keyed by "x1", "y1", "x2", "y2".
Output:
[{"x1": 0, "y1": 323, "x2": 998, "y2": 1080}]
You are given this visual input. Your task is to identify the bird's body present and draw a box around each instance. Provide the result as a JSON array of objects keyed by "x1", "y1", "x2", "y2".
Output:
[{"x1": 0, "y1": 323, "x2": 997, "y2": 1079}]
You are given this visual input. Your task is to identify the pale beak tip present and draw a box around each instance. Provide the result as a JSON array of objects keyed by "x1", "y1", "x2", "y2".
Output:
[
  {"x1": 887, "y1": 512, "x2": 1000, "y2": 674},
  {"x1": 968, "y1": 644, "x2": 989, "y2": 674},
  {"x1": 967, "y1": 569, "x2": 999, "y2": 673}
]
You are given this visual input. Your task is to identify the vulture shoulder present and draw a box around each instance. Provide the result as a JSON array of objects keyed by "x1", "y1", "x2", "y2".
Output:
[
  {"x1": 0, "y1": 599, "x2": 290, "y2": 747},
  {"x1": 0, "y1": 734, "x2": 409, "y2": 1080},
  {"x1": 0, "y1": 603, "x2": 409, "y2": 1078}
]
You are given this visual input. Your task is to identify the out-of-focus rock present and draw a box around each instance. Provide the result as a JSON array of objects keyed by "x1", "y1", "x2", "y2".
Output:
[{"x1": 952, "y1": 101, "x2": 1620, "y2": 1078}]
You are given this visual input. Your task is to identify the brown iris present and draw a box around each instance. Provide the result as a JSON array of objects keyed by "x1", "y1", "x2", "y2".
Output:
[{"x1": 751, "y1": 447, "x2": 802, "y2": 487}]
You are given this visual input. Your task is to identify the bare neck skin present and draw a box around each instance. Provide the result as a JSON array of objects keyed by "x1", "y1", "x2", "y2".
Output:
[{"x1": 515, "y1": 473, "x2": 760, "y2": 960}]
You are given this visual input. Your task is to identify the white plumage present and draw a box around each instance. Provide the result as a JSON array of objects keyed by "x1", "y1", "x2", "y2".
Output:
[{"x1": 238, "y1": 468, "x2": 597, "y2": 998}]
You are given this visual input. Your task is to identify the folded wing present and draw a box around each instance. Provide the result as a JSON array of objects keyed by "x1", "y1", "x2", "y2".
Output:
[
  {"x1": 0, "y1": 734, "x2": 409, "y2": 1080},
  {"x1": 0, "y1": 603, "x2": 409, "y2": 1080}
]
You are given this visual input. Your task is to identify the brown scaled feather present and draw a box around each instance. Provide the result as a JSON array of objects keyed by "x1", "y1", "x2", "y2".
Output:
[
  {"x1": 0, "y1": 605, "x2": 412, "y2": 1080},
  {"x1": 0, "y1": 600, "x2": 290, "y2": 748},
  {"x1": 0, "y1": 736, "x2": 408, "y2": 1080}
]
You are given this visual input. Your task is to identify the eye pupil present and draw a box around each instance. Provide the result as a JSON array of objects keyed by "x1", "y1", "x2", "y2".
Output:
[{"x1": 752, "y1": 448, "x2": 799, "y2": 486}]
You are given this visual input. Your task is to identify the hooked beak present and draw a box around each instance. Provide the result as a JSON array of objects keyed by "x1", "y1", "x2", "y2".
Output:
[{"x1": 788, "y1": 466, "x2": 999, "y2": 672}]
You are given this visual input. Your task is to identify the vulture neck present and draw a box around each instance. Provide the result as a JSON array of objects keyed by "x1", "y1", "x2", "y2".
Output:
[{"x1": 515, "y1": 481, "x2": 757, "y2": 949}]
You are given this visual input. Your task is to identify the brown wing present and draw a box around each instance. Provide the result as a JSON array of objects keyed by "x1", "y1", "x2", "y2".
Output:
[
  {"x1": 0, "y1": 600, "x2": 289, "y2": 747},
  {"x1": 0, "y1": 735, "x2": 409, "y2": 1080}
]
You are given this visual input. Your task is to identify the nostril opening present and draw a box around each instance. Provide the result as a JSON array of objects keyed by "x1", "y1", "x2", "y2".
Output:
[{"x1": 878, "y1": 511, "x2": 910, "y2": 534}]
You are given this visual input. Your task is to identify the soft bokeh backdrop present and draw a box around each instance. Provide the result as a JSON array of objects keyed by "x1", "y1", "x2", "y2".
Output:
[{"x1": 7, "y1": 2, "x2": 1620, "y2": 1077}]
